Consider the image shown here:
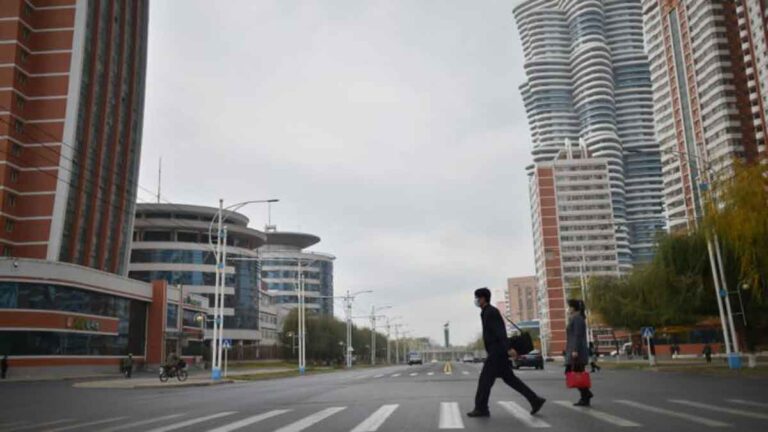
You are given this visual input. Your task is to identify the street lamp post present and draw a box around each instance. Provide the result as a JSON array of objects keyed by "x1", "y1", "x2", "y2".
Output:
[
  {"x1": 340, "y1": 290, "x2": 372, "y2": 368},
  {"x1": 208, "y1": 198, "x2": 278, "y2": 380},
  {"x1": 385, "y1": 316, "x2": 401, "y2": 364},
  {"x1": 370, "y1": 306, "x2": 391, "y2": 365}
]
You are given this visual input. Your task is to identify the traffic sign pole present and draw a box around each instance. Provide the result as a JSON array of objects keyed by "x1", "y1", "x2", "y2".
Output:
[{"x1": 641, "y1": 327, "x2": 656, "y2": 367}]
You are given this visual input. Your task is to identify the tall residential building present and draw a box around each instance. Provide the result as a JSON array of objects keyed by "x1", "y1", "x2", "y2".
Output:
[
  {"x1": 515, "y1": 0, "x2": 666, "y2": 268},
  {"x1": 259, "y1": 229, "x2": 335, "y2": 316},
  {"x1": 129, "y1": 204, "x2": 268, "y2": 347},
  {"x1": 0, "y1": 0, "x2": 149, "y2": 274},
  {"x1": 507, "y1": 276, "x2": 540, "y2": 323},
  {"x1": 641, "y1": 0, "x2": 765, "y2": 231},
  {"x1": 529, "y1": 148, "x2": 620, "y2": 354}
]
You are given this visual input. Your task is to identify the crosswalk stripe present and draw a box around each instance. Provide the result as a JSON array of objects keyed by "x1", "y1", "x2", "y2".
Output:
[
  {"x1": 207, "y1": 410, "x2": 290, "y2": 432},
  {"x1": 409, "y1": 373, "x2": 418, "y2": 376},
  {"x1": 8, "y1": 419, "x2": 75, "y2": 431},
  {"x1": 274, "y1": 407, "x2": 346, "y2": 432},
  {"x1": 391, "y1": 373, "x2": 401, "y2": 377},
  {"x1": 670, "y1": 399, "x2": 768, "y2": 420},
  {"x1": 356, "y1": 375, "x2": 370, "y2": 380},
  {"x1": 498, "y1": 401, "x2": 551, "y2": 428},
  {"x1": 145, "y1": 412, "x2": 237, "y2": 432},
  {"x1": 726, "y1": 399, "x2": 768, "y2": 409},
  {"x1": 553, "y1": 401, "x2": 640, "y2": 427},
  {"x1": 373, "y1": 374, "x2": 384, "y2": 378},
  {"x1": 350, "y1": 404, "x2": 398, "y2": 432},
  {"x1": 427, "y1": 372, "x2": 435, "y2": 376},
  {"x1": 438, "y1": 402, "x2": 464, "y2": 429},
  {"x1": 615, "y1": 400, "x2": 729, "y2": 427},
  {"x1": 101, "y1": 414, "x2": 187, "y2": 432},
  {"x1": 44, "y1": 417, "x2": 127, "y2": 432},
  {"x1": 461, "y1": 371, "x2": 469, "y2": 375}
]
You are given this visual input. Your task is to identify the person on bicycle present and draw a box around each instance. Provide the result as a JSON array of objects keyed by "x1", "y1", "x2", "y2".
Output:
[{"x1": 166, "y1": 352, "x2": 180, "y2": 374}]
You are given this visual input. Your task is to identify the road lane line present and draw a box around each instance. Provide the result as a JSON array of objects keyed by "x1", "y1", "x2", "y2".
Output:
[
  {"x1": 726, "y1": 399, "x2": 768, "y2": 409},
  {"x1": 438, "y1": 402, "x2": 464, "y2": 429},
  {"x1": 9, "y1": 419, "x2": 75, "y2": 431},
  {"x1": 391, "y1": 373, "x2": 401, "y2": 377},
  {"x1": 553, "y1": 401, "x2": 640, "y2": 427},
  {"x1": 409, "y1": 373, "x2": 418, "y2": 376},
  {"x1": 427, "y1": 372, "x2": 435, "y2": 376},
  {"x1": 670, "y1": 399, "x2": 768, "y2": 420},
  {"x1": 274, "y1": 407, "x2": 346, "y2": 432},
  {"x1": 207, "y1": 410, "x2": 290, "y2": 432},
  {"x1": 145, "y1": 412, "x2": 237, "y2": 432},
  {"x1": 101, "y1": 414, "x2": 187, "y2": 432},
  {"x1": 616, "y1": 400, "x2": 729, "y2": 427},
  {"x1": 498, "y1": 401, "x2": 550, "y2": 428},
  {"x1": 373, "y1": 374, "x2": 384, "y2": 378},
  {"x1": 44, "y1": 417, "x2": 127, "y2": 432},
  {"x1": 350, "y1": 404, "x2": 398, "y2": 432}
]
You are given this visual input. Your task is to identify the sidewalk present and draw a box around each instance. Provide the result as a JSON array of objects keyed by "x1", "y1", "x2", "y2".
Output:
[{"x1": 72, "y1": 367, "x2": 294, "y2": 389}]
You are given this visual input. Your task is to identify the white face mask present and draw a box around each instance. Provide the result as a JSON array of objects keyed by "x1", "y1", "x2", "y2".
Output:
[{"x1": 474, "y1": 298, "x2": 481, "y2": 308}]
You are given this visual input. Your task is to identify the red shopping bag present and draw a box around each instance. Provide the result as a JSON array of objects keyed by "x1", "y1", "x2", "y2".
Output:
[{"x1": 566, "y1": 371, "x2": 591, "y2": 389}]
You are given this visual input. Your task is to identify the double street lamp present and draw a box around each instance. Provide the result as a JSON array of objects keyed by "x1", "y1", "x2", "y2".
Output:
[{"x1": 208, "y1": 198, "x2": 278, "y2": 380}]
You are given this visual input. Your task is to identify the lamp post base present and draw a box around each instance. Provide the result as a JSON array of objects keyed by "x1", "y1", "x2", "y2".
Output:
[{"x1": 727, "y1": 353, "x2": 742, "y2": 370}]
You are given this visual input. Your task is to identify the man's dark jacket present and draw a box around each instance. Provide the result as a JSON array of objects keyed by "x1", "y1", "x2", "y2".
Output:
[{"x1": 481, "y1": 304, "x2": 509, "y2": 357}]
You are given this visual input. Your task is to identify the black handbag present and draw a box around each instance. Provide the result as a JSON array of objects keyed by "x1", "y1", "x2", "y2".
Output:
[{"x1": 505, "y1": 317, "x2": 534, "y2": 355}]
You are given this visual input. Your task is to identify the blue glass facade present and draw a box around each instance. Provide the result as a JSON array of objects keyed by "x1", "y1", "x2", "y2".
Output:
[
  {"x1": 260, "y1": 258, "x2": 333, "y2": 315},
  {"x1": 0, "y1": 282, "x2": 147, "y2": 355}
]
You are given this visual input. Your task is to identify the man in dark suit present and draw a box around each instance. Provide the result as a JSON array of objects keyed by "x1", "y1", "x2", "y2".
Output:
[{"x1": 467, "y1": 288, "x2": 546, "y2": 417}]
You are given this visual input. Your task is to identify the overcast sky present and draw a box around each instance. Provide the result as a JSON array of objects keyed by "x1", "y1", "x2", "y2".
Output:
[{"x1": 139, "y1": 0, "x2": 534, "y2": 345}]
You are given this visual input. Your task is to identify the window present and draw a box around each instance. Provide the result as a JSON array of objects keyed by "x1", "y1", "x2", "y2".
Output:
[
  {"x1": 2, "y1": 246, "x2": 12, "y2": 258},
  {"x1": 9, "y1": 169, "x2": 18, "y2": 183},
  {"x1": 5, "y1": 219, "x2": 15, "y2": 233},
  {"x1": 14, "y1": 120, "x2": 23, "y2": 134},
  {"x1": 11, "y1": 143, "x2": 21, "y2": 157},
  {"x1": 20, "y1": 50, "x2": 28, "y2": 63},
  {"x1": 16, "y1": 72, "x2": 27, "y2": 85},
  {"x1": 7, "y1": 194, "x2": 16, "y2": 208},
  {"x1": 15, "y1": 95, "x2": 25, "y2": 110},
  {"x1": 23, "y1": 3, "x2": 32, "y2": 16},
  {"x1": 21, "y1": 26, "x2": 31, "y2": 41}
]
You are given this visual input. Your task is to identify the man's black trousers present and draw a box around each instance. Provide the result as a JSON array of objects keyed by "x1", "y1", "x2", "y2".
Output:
[{"x1": 474, "y1": 354, "x2": 538, "y2": 412}]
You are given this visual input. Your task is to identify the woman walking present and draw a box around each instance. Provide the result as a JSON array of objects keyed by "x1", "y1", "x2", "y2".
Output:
[{"x1": 566, "y1": 299, "x2": 593, "y2": 406}]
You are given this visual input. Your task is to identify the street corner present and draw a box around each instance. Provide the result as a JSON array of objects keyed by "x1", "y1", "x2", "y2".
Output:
[{"x1": 72, "y1": 377, "x2": 236, "y2": 390}]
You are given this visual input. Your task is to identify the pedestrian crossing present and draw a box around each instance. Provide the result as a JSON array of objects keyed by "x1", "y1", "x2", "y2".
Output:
[{"x1": 3, "y1": 398, "x2": 767, "y2": 431}]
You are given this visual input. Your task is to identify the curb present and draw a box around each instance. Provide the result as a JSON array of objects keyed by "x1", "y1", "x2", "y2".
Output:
[{"x1": 73, "y1": 379, "x2": 236, "y2": 389}]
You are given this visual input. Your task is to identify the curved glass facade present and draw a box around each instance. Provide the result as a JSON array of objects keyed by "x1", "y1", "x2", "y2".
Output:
[
  {"x1": 260, "y1": 258, "x2": 334, "y2": 315},
  {"x1": 0, "y1": 282, "x2": 147, "y2": 356},
  {"x1": 129, "y1": 248, "x2": 260, "y2": 332}
]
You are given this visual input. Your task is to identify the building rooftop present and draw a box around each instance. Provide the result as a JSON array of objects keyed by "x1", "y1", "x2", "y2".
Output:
[{"x1": 264, "y1": 231, "x2": 321, "y2": 249}]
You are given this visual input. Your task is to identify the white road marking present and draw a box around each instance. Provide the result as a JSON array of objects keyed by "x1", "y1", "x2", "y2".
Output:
[
  {"x1": 207, "y1": 410, "x2": 291, "y2": 432},
  {"x1": 461, "y1": 371, "x2": 469, "y2": 375},
  {"x1": 145, "y1": 412, "x2": 237, "y2": 432},
  {"x1": 274, "y1": 407, "x2": 346, "y2": 432},
  {"x1": 427, "y1": 372, "x2": 435, "y2": 376},
  {"x1": 498, "y1": 401, "x2": 551, "y2": 428},
  {"x1": 409, "y1": 373, "x2": 418, "y2": 376},
  {"x1": 373, "y1": 374, "x2": 384, "y2": 378},
  {"x1": 726, "y1": 399, "x2": 768, "y2": 409},
  {"x1": 670, "y1": 399, "x2": 768, "y2": 420},
  {"x1": 553, "y1": 401, "x2": 640, "y2": 427},
  {"x1": 350, "y1": 404, "x2": 399, "y2": 432},
  {"x1": 615, "y1": 400, "x2": 729, "y2": 427},
  {"x1": 355, "y1": 375, "x2": 370, "y2": 380},
  {"x1": 44, "y1": 417, "x2": 127, "y2": 432},
  {"x1": 438, "y1": 402, "x2": 464, "y2": 429},
  {"x1": 9, "y1": 419, "x2": 75, "y2": 431},
  {"x1": 391, "y1": 373, "x2": 401, "y2": 377},
  {"x1": 101, "y1": 414, "x2": 187, "y2": 432}
]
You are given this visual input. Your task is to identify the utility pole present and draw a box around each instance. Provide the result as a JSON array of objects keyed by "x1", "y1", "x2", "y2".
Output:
[
  {"x1": 176, "y1": 284, "x2": 183, "y2": 357},
  {"x1": 341, "y1": 290, "x2": 372, "y2": 368},
  {"x1": 369, "y1": 305, "x2": 391, "y2": 365}
]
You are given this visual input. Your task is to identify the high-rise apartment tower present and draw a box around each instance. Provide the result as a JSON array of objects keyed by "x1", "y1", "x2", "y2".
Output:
[{"x1": 0, "y1": 0, "x2": 149, "y2": 274}]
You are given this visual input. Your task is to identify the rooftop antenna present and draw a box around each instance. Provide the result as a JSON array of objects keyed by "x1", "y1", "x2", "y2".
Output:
[{"x1": 157, "y1": 157, "x2": 162, "y2": 203}]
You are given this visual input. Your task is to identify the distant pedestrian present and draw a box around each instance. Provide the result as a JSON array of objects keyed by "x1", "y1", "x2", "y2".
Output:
[
  {"x1": 703, "y1": 344, "x2": 712, "y2": 363},
  {"x1": 466, "y1": 288, "x2": 546, "y2": 418},
  {"x1": 566, "y1": 299, "x2": 593, "y2": 406},
  {"x1": 1, "y1": 354, "x2": 8, "y2": 379},
  {"x1": 589, "y1": 342, "x2": 601, "y2": 373},
  {"x1": 121, "y1": 354, "x2": 133, "y2": 378}
]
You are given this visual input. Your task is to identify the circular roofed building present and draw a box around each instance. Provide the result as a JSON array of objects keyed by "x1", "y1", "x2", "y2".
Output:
[
  {"x1": 129, "y1": 204, "x2": 267, "y2": 348},
  {"x1": 259, "y1": 229, "x2": 335, "y2": 316}
]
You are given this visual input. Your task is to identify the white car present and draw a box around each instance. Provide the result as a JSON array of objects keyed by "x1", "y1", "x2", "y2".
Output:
[
  {"x1": 462, "y1": 354, "x2": 475, "y2": 363},
  {"x1": 407, "y1": 352, "x2": 423, "y2": 365}
]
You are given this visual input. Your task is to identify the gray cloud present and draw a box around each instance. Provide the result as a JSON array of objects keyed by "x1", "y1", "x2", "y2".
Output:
[{"x1": 140, "y1": 0, "x2": 534, "y2": 345}]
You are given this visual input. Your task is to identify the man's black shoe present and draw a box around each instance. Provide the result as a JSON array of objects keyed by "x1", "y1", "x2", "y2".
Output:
[
  {"x1": 573, "y1": 399, "x2": 591, "y2": 407},
  {"x1": 466, "y1": 410, "x2": 490, "y2": 418},
  {"x1": 530, "y1": 397, "x2": 546, "y2": 415}
]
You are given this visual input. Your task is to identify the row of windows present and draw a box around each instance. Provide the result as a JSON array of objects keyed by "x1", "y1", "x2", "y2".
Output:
[
  {"x1": 129, "y1": 271, "x2": 237, "y2": 287},
  {"x1": 166, "y1": 304, "x2": 203, "y2": 328},
  {"x1": 0, "y1": 282, "x2": 136, "y2": 317},
  {"x1": 0, "y1": 331, "x2": 144, "y2": 356}
]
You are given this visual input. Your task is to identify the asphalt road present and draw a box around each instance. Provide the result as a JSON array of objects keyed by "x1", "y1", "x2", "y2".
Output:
[{"x1": 1, "y1": 361, "x2": 767, "y2": 431}]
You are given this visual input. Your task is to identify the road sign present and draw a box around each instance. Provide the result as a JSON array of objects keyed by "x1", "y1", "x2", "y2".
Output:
[
  {"x1": 641, "y1": 327, "x2": 655, "y2": 338},
  {"x1": 223, "y1": 339, "x2": 232, "y2": 349}
]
